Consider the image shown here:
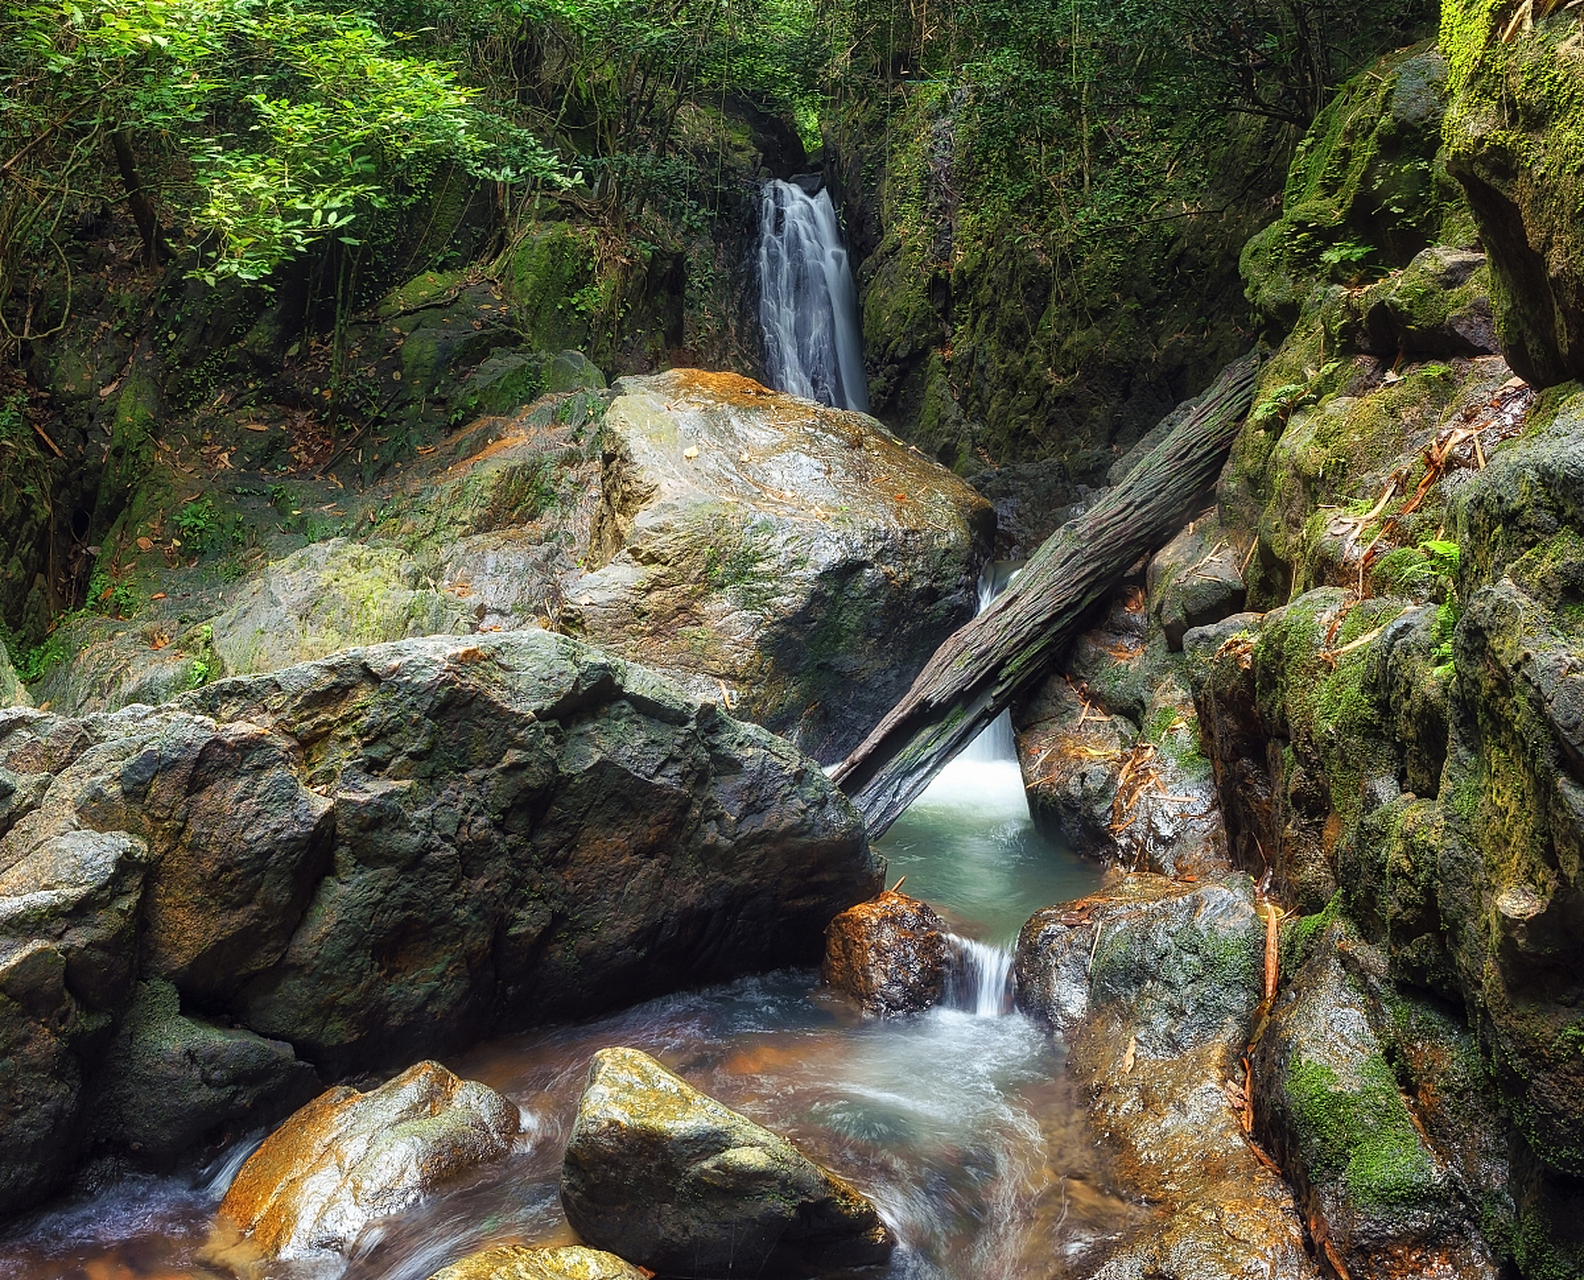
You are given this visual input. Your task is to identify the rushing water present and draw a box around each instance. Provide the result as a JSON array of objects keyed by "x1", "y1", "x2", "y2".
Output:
[
  {"x1": 757, "y1": 178, "x2": 870, "y2": 413},
  {"x1": 0, "y1": 569, "x2": 1132, "y2": 1280}
]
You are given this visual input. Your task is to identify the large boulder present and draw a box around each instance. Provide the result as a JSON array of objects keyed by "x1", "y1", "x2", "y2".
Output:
[
  {"x1": 560, "y1": 1047, "x2": 895, "y2": 1278},
  {"x1": 0, "y1": 631, "x2": 876, "y2": 1217},
  {"x1": 36, "y1": 370, "x2": 989, "y2": 767},
  {"x1": 1017, "y1": 875, "x2": 1315, "y2": 1279},
  {"x1": 820, "y1": 888, "x2": 950, "y2": 1015},
  {"x1": 217, "y1": 1061, "x2": 521, "y2": 1264},
  {"x1": 560, "y1": 368, "x2": 993, "y2": 760}
]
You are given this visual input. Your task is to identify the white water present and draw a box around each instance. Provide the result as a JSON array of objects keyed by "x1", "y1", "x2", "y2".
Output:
[{"x1": 757, "y1": 179, "x2": 870, "y2": 412}]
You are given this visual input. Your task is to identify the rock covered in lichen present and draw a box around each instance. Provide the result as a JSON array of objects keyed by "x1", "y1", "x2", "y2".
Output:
[
  {"x1": 560, "y1": 1047, "x2": 894, "y2": 1278},
  {"x1": 821, "y1": 888, "x2": 950, "y2": 1015},
  {"x1": 1443, "y1": 0, "x2": 1584, "y2": 387},
  {"x1": 1255, "y1": 917, "x2": 1501, "y2": 1279}
]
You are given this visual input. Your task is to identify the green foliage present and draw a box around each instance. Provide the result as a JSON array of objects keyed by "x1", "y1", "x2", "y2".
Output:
[
  {"x1": 0, "y1": 0, "x2": 568, "y2": 324},
  {"x1": 173, "y1": 494, "x2": 221, "y2": 550}
]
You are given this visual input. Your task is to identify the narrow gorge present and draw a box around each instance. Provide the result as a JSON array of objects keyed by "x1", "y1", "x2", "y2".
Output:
[{"x1": 2, "y1": 1, "x2": 1583, "y2": 1278}]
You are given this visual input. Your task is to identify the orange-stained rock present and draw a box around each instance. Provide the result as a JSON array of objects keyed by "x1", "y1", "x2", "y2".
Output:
[
  {"x1": 427, "y1": 1244, "x2": 648, "y2": 1280},
  {"x1": 217, "y1": 1060, "x2": 521, "y2": 1263},
  {"x1": 821, "y1": 889, "x2": 948, "y2": 1015}
]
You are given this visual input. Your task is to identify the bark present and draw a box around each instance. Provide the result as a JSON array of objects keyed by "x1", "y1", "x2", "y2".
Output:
[
  {"x1": 111, "y1": 129, "x2": 165, "y2": 266},
  {"x1": 833, "y1": 349, "x2": 1263, "y2": 837}
]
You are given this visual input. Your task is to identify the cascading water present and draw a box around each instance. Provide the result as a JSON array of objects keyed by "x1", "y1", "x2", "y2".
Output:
[{"x1": 757, "y1": 178, "x2": 869, "y2": 412}]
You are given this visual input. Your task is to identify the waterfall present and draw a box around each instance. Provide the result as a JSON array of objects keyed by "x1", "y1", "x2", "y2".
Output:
[
  {"x1": 958, "y1": 564, "x2": 1020, "y2": 765},
  {"x1": 757, "y1": 178, "x2": 869, "y2": 412},
  {"x1": 944, "y1": 933, "x2": 1015, "y2": 1016}
]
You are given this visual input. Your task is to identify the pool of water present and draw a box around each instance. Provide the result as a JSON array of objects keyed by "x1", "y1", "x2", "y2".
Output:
[{"x1": 0, "y1": 729, "x2": 1121, "y2": 1280}]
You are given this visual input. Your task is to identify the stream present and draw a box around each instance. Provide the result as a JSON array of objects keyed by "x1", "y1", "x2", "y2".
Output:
[{"x1": 0, "y1": 704, "x2": 1142, "y2": 1280}]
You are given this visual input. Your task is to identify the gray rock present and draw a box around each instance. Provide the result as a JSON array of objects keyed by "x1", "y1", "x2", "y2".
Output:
[
  {"x1": 561, "y1": 1047, "x2": 894, "y2": 1278},
  {"x1": 0, "y1": 631, "x2": 877, "y2": 1217},
  {"x1": 216, "y1": 1060, "x2": 521, "y2": 1263},
  {"x1": 1146, "y1": 519, "x2": 1247, "y2": 651},
  {"x1": 92, "y1": 980, "x2": 319, "y2": 1158},
  {"x1": 561, "y1": 368, "x2": 993, "y2": 761},
  {"x1": 209, "y1": 539, "x2": 474, "y2": 678},
  {"x1": 0, "y1": 641, "x2": 30, "y2": 708}
]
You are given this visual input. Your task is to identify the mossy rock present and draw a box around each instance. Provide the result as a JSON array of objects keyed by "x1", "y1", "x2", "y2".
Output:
[
  {"x1": 1241, "y1": 42, "x2": 1471, "y2": 328},
  {"x1": 1255, "y1": 920, "x2": 1498, "y2": 1275},
  {"x1": 1442, "y1": 2, "x2": 1584, "y2": 386}
]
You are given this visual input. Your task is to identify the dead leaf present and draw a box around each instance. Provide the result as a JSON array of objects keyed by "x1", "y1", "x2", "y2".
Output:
[
  {"x1": 1121, "y1": 1035, "x2": 1137, "y2": 1075},
  {"x1": 150, "y1": 636, "x2": 169, "y2": 651},
  {"x1": 136, "y1": 537, "x2": 154, "y2": 551},
  {"x1": 683, "y1": 445, "x2": 700, "y2": 460},
  {"x1": 243, "y1": 422, "x2": 269, "y2": 432},
  {"x1": 150, "y1": 592, "x2": 167, "y2": 600},
  {"x1": 98, "y1": 378, "x2": 122, "y2": 399}
]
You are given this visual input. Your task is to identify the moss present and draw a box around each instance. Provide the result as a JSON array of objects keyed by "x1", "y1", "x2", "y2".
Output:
[{"x1": 1287, "y1": 1053, "x2": 1438, "y2": 1209}]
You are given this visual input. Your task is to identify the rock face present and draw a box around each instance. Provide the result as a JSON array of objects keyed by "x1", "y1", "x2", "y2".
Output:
[
  {"x1": 218, "y1": 1061, "x2": 521, "y2": 1263},
  {"x1": 821, "y1": 888, "x2": 950, "y2": 1015},
  {"x1": 1146, "y1": 518, "x2": 1246, "y2": 652},
  {"x1": 560, "y1": 368, "x2": 993, "y2": 761},
  {"x1": 429, "y1": 1245, "x2": 646, "y2": 1280},
  {"x1": 0, "y1": 630, "x2": 877, "y2": 1217},
  {"x1": 1443, "y1": 3, "x2": 1584, "y2": 387},
  {"x1": 1016, "y1": 875, "x2": 1316, "y2": 1279},
  {"x1": 1255, "y1": 920, "x2": 1501, "y2": 1280},
  {"x1": 561, "y1": 1047, "x2": 895, "y2": 1278}
]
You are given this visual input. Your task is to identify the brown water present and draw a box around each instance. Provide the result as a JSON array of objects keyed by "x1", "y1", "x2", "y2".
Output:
[{"x1": 0, "y1": 754, "x2": 1135, "y2": 1280}]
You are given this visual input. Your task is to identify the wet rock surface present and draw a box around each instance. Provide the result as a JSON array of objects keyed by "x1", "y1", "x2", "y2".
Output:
[
  {"x1": 560, "y1": 1046, "x2": 894, "y2": 1278},
  {"x1": 1015, "y1": 588, "x2": 1227, "y2": 877},
  {"x1": 428, "y1": 1245, "x2": 647, "y2": 1280},
  {"x1": 0, "y1": 631, "x2": 876, "y2": 1217},
  {"x1": 1256, "y1": 920, "x2": 1500, "y2": 1280},
  {"x1": 561, "y1": 368, "x2": 993, "y2": 761},
  {"x1": 217, "y1": 1061, "x2": 521, "y2": 1263},
  {"x1": 1018, "y1": 874, "x2": 1315, "y2": 1278},
  {"x1": 820, "y1": 888, "x2": 950, "y2": 1015}
]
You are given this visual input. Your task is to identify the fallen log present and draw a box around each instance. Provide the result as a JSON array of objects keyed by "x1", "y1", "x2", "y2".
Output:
[{"x1": 833, "y1": 349, "x2": 1262, "y2": 836}]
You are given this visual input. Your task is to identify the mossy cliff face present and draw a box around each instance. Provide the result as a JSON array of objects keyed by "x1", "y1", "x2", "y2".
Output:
[
  {"x1": 1241, "y1": 42, "x2": 1473, "y2": 329},
  {"x1": 1185, "y1": 31, "x2": 1584, "y2": 1276},
  {"x1": 826, "y1": 88, "x2": 1276, "y2": 476},
  {"x1": 1442, "y1": 0, "x2": 1584, "y2": 387}
]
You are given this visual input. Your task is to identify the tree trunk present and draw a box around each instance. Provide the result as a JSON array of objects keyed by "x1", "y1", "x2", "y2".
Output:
[
  {"x1": 111, "y1": 129, "x2": 165, "y2": 266},
  {"x1": 832, "y1": 349, "x2": 1263, "y2": 837}
]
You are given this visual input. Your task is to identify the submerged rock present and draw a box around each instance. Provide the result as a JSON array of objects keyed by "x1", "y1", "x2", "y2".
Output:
[
  {"x1": 217, "y1": 1061, "x2": 520, "y2": 1263},
  {"x1": 821, "y1": 888, "x2": 949, "y2": 1015},
  {"x1": 429, "y1": 1245, "x2": 646, "y2": 1280},
  {"x1": 1018, "y1": 874, "x2": 1315, "y2": 1279},
  {"x1": 0, "y1": 631, "x2": 876, "y2": 1216},
  {"x1": 560, "y1": 368, "x2": 993, "y2": 761},
  {"x1": 560, "y1": 1046, "x2": 894, "y2": 1278}
]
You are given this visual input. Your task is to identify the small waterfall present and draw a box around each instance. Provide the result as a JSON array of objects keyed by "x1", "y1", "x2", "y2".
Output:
[
  {"x1": 945, "y1": 933, "x2": 1015, "y2": 1016},
  {"x1": 757, "y1": 179, "x2": 869, "y2": 412},
  {"x1": 958, "y1": 564, "x2": 1020, "y2": 765}
]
